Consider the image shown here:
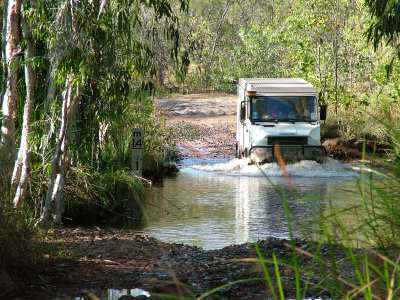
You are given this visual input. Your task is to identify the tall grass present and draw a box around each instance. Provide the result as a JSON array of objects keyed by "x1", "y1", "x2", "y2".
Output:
[
  {"x1": 322, "y1": 103, "x2": 400, "y2": 250},
  {"x1": 58, "y1": 95, "x2": 177, "y2": 225},
  {"x1": 25, "y1": 92, "x2": 177, "y2": 226},
  {"x1": 60, "y1": 166, "x2": 146, "y2": 226},
  {"x1": 99, "y1": 94, "x2": 176, "y2": 171},
  {"x1": 257, "y1": 108, "x2": 400, "y2": 298}
]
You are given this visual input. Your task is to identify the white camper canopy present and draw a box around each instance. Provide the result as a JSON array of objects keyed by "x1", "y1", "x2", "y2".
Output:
[{"x1": 239, "y1": 78, "x2": 317, "y2": 95}]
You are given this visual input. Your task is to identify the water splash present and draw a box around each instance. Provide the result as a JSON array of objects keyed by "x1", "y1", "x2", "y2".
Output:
[{"x1": 189, "y1": 157, "x2": 359, "y2": 178}]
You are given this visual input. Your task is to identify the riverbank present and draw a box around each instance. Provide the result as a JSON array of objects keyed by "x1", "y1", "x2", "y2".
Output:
[{"x1": 17, "y1": 228, "x2": 364, "y2": 299}]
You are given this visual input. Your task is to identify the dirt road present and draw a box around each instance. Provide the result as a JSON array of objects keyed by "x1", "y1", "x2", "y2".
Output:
[{"x1": 157, "y1": 93, "x2": 237, "y2": 159}]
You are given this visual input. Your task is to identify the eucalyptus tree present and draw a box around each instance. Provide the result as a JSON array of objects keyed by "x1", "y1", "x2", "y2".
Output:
[
  {"x1": 365, "y1": 0, "x2": 400, "y2": 50},
  {"x1": 175, "y1": 0, "x2": 277, "y2": 90},
  {"x1": 283, "y1": 0, "x2": 362, "y2": 108},
  {"x1": 34, "y1": 0, "x2": 188, "y2": 225},
  {"x1": 365, "y1": 0, "x2": 400, "y2": 73},
  {"x1": 1, "y1": 0, "x2": 22, "y2": 181},
  {"x1": 12, "y1": 0, "x2": 37, "y2": 207},
  {"x1": 178, "y1": 0, "x2": 380, "y2": 107}
]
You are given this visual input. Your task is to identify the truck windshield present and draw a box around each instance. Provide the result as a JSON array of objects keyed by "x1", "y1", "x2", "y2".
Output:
[{"x1": 251, "y1": 96, "x2": 317, "y2": 122}]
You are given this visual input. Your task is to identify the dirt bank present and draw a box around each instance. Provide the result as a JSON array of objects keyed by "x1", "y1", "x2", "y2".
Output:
[{"x1": 17, "y1": 228, "x2": 358, "y2": 300}]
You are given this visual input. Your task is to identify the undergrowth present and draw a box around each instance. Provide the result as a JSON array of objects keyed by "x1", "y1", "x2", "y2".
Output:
[
  {"x1": 62, "y1": 167, "x2": 146, "y2": 227},
  {"x1": 0, "y1": 158, "x2": 38, "y2": 297},
  {"x1": 322, "y1": 93, "x2": 400, "y2": 151}
]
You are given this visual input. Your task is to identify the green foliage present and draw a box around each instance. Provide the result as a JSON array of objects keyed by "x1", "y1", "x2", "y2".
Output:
[
  {"x1": 365, "y1": 0, "x2": 400, "y2": 50},
  {"x1": 4, "y1": 0, "x2": 191, "y2": 225},
  {"x1": 320, "y1": 73, "x2": 400, "y2": 147},
  {"x1": 365, "y1": 0, "x2": 400, "y2": 77},
  {"x1": 96, "y1": 93, "x2": 175, "y2": 173},
  {"x1": 28, "y1": 153, "x2": 151, "y2": 227},
  {"x1": 63, "y1": 167, "x2": 146, "y2": 227},
  {"x1": 166, "y1": 1, "x2": 393, "y2": 110}
]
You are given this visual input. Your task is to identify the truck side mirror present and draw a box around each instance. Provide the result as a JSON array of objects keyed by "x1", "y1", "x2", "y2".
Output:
[
  {"x1": 240, "y1": 101, "x2": 246, "y2": 121},
  {"x1": 320, "y1": 104, "x2": 327, "y2": 121}
]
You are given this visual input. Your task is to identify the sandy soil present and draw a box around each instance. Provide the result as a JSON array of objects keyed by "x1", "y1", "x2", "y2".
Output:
[
  {"x1": 157, "y1": 93, "x2": 237, "y2": 117},
  {"x1": 157, "y1": 93, "x2": 237, "y2": 159}
]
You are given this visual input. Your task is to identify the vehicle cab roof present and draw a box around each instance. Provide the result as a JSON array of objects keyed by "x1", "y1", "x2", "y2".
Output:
[{"x1": 238, "y1": 78, "x2": 317, "y2": 95}]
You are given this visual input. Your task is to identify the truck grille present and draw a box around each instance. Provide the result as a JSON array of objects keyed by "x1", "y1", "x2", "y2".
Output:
[{"x1": 268, "y1": 136, "x2": 308, "y2": 145}]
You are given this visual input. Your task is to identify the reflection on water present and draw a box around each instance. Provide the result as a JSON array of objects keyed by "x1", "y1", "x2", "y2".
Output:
[
  {"x1": 143, "y1": 158, "x2": 361, "y2": 250},
  {"x1": 234, "y1": 175, "x2": 326, "y2": 244}
]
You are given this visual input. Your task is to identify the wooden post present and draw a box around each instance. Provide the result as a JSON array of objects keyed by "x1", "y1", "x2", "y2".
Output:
[{"x1": 131, "y1": 128, "x2": 144, "y2": 176}]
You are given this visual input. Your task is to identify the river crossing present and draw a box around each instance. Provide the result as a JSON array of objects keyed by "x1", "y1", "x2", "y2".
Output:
[
  {"x1": 54, "y1": 157, "x2": 372, "y2": 300},
  {"x1": 142, "y1": 157, "x2": 369, "y2": 250},
  {"x1": 50, "y1": 93, "x2": 380, "y2": 299}
]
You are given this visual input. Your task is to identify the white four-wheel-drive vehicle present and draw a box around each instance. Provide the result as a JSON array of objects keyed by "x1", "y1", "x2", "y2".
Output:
[{"x1": 236, "y1": 78, "x2": 327, "y2": 164}]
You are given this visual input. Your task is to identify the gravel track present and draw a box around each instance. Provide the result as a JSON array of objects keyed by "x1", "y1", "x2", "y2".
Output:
[{"x1": 158, "y1": 93, "x2": 237, "y2": 159}]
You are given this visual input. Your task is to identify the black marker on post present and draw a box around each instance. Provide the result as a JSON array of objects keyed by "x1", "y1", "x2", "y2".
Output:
[{"x1": 131, "y1": 128, "x2": 144, "y2": 176}]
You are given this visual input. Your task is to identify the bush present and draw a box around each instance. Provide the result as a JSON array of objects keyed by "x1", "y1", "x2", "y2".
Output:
[{"x1": 62, "y1": 167, "x2": 146, "y2": 227}]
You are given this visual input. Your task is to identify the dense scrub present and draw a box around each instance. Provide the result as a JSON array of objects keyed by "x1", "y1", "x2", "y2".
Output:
[{"x1": 0, "y1": 0, "x2": 187, "y2": 226}]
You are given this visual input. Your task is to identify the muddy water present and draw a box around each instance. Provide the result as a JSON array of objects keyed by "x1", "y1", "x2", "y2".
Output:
[{"x1": 142, "y1": 158, "x2": 366, "y2": 250}]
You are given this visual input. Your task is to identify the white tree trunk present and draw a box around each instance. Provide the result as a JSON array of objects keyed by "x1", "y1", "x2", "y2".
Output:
[
  {"x1": 40, "y1": 48, "x2": 71, "y2": 165},
  {"x1": 0, "y1": 0, "x2": 22, "y2": 179},
  {"x1": 37, "y1": 77, "x2": 74, "y2": 226},
  {"x1": 54, "y1": 84, "x2": 80, "y2": 224},
  {"x1": 12, "y1": 1, "x2": 35, "y2": 207}
]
